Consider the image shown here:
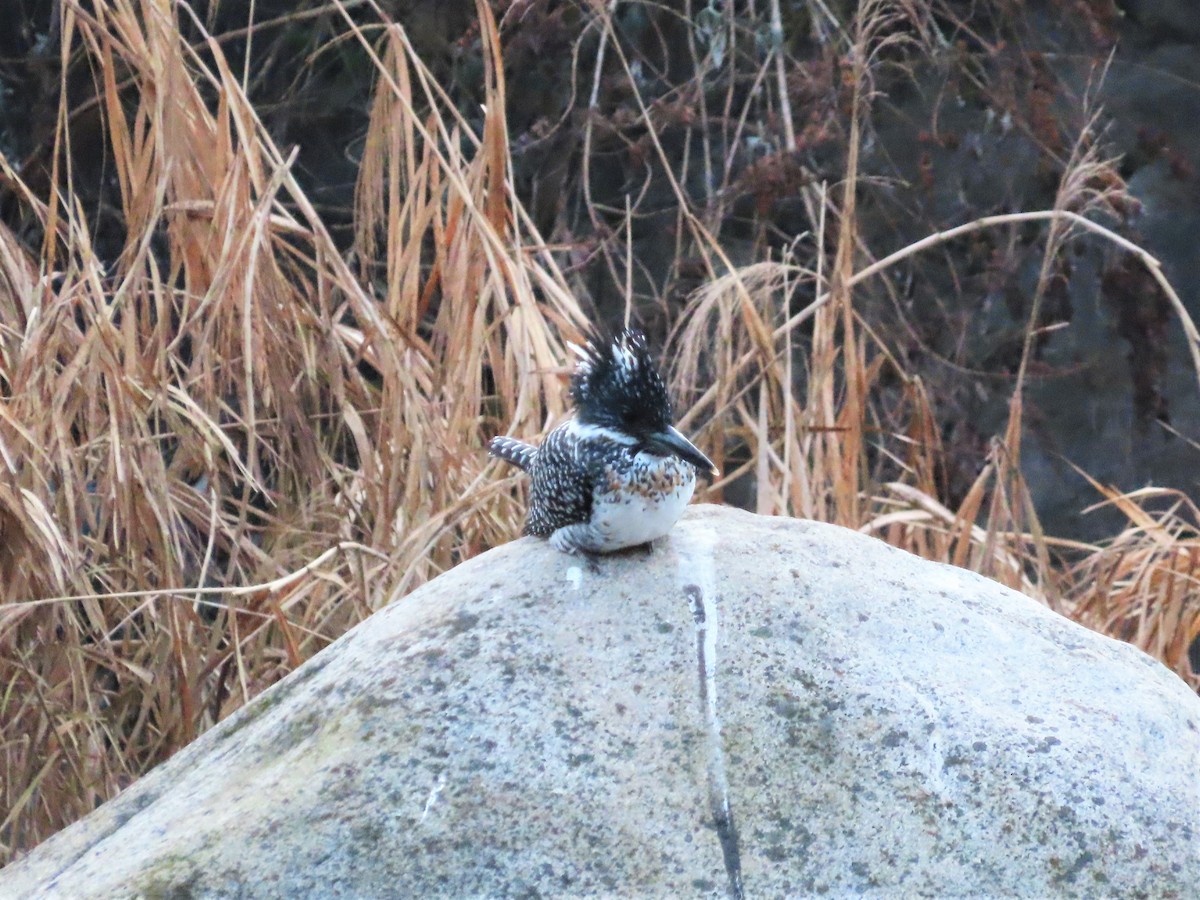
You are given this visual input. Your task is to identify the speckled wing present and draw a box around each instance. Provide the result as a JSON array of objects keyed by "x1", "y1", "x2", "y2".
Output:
[{"x1": 524, "y1": 424, "x2": 627, "y2": 537}]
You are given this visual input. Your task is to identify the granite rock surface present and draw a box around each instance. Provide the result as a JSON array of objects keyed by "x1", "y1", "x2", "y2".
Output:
[{"x1": 4, "y1": 505, "x2": 1198, "y2": 898}]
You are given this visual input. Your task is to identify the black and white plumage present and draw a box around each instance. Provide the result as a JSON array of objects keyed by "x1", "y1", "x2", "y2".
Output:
[{"x1": 489, "y1": 329, "x2": 718, "y2": 556}]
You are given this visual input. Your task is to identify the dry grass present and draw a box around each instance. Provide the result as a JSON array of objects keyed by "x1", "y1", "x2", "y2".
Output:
[
  {"x1": 664, "y1": 1, "x2": 1200, "y2": 688},
  {"x1": 2, "y1": 0, "x2": 1198, "y2": 868},
  {"x1": 0, "y1": 0, "x2": 584, "y2": 862}
]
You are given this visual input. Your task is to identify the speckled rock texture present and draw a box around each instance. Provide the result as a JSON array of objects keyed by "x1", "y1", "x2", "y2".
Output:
[{"x1": 4, "y1": 505, "x2": 1199, "y2": 898}]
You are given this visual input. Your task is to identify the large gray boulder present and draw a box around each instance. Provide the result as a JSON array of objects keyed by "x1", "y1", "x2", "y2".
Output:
[{"x1": 4, "y1": 505, "x2": 1198, "y2": 898}]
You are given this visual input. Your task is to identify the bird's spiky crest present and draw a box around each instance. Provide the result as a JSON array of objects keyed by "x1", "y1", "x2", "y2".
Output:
[{"x1": 569, "y1": 329, "x2": 673, "y2": 432}]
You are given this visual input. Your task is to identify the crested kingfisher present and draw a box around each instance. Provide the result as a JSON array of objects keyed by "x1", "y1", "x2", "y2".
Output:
[{"x1": 489, "y1": 329, "x2": 718, "y2": 556}]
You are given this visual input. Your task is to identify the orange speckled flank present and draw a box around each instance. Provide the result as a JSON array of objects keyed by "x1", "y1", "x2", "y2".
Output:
[
  {"x1": 605, "y1": 458, "x2": 691, "y2": 499},
  {"x1": 582, "y1": 453, "x2": 697, "y2": 551}
]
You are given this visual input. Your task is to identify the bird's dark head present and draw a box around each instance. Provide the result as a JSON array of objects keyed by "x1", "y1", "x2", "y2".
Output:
[
  {"x1": 570, "y1": 329, "x2": 719, "y2": 478},
  {"x1": 571, "y1": 329, "x2": 672, "y2": 433}
]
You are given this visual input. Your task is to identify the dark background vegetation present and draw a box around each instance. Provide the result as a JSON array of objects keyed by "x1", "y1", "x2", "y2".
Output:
[
  {"x1": 2, "y1": 0, "x2": 1199, "y2": 867},
  {"x1": 3, "y1": 0, "x2": 1198, "y2": 534}
]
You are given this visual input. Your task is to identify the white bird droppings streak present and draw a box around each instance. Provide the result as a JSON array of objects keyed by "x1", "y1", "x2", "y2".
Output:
[
  {"x1": 565, "y1": 566, "x2": 583, "y2": 590},
  {"x1": 678, "y1": 525, "x2": 743, "y2": 899},
  {"x1": 420, "y1": 772, "x2": 446, "y2": 823}
]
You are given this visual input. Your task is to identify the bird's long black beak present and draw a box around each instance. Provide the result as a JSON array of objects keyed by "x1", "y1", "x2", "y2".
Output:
[{"x1": 646, "y1": 426, "x2": 720, "y2": 480}]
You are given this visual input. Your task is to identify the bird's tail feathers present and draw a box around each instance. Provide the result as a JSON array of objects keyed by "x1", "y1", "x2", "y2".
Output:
[{"x1": 488, "y1": 436, "x2": 538, "y2": 472}]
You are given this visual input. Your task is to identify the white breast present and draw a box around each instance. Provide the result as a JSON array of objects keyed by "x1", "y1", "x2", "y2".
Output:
[{"x1": 588, "y1": 453, "x2": 697, "y2": 551}]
